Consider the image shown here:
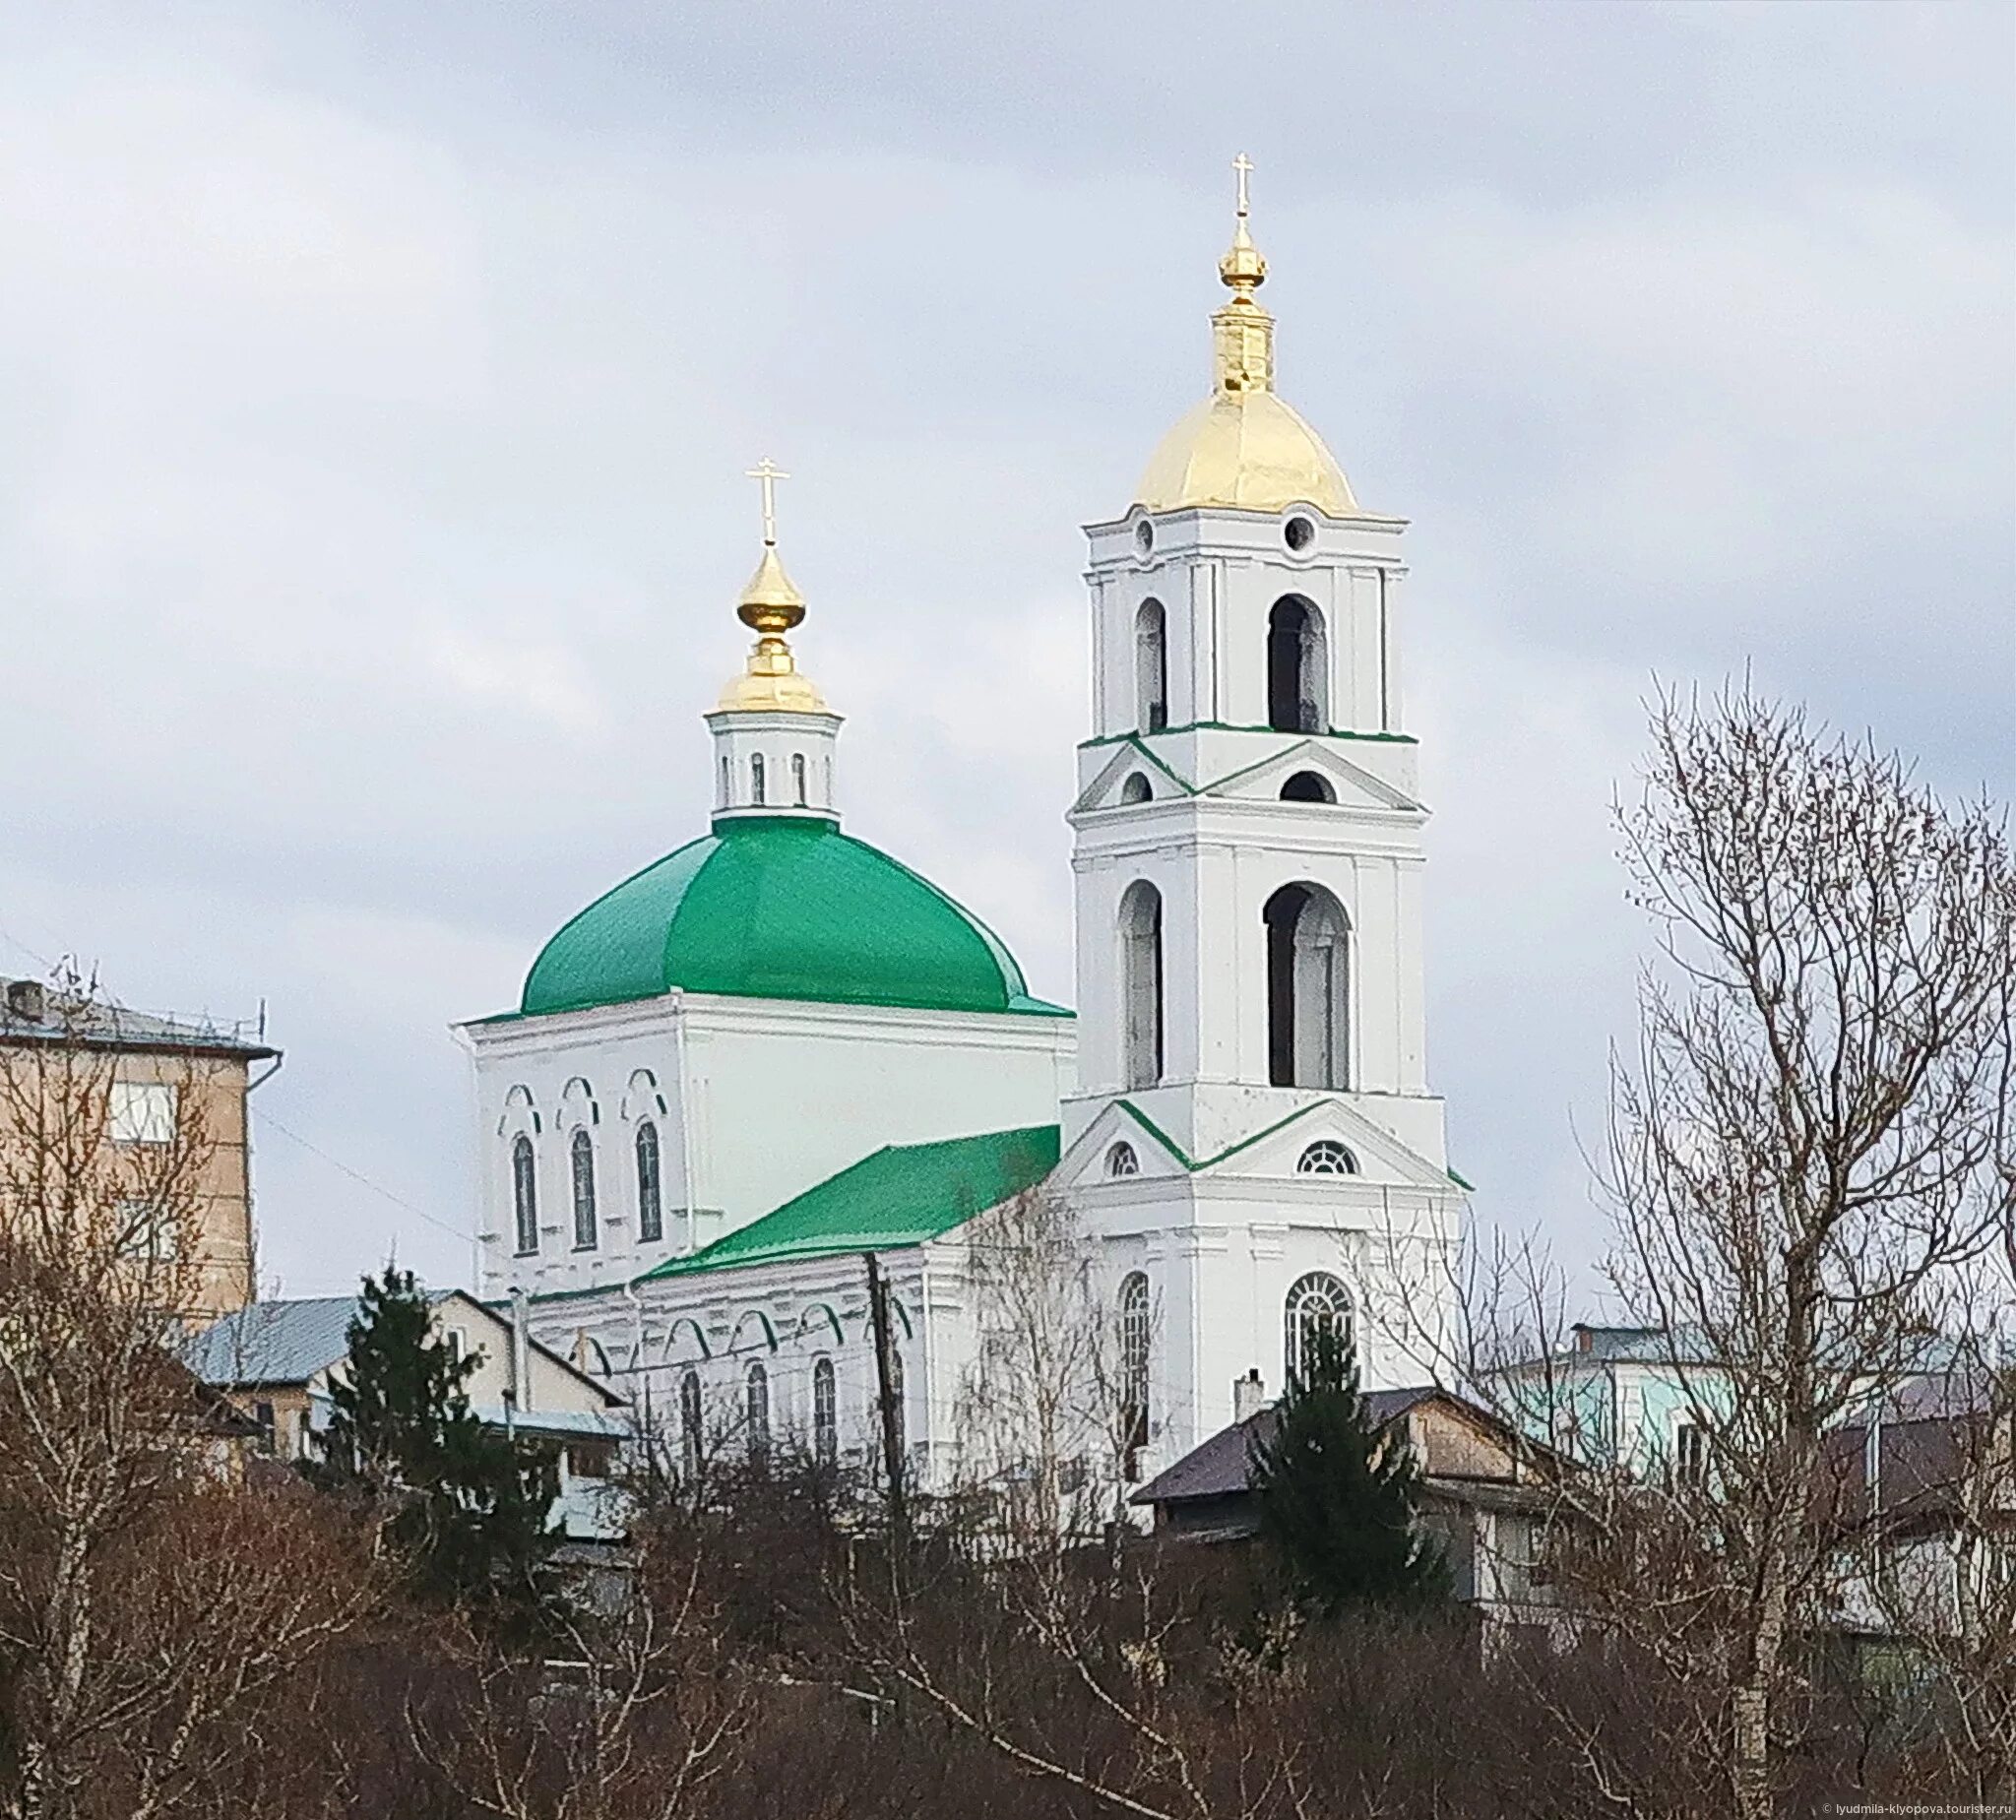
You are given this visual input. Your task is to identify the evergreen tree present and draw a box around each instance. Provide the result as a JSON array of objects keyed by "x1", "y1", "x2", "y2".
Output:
[
  {"x1": 1248, "y1": 1322, "x2": 1450, "y2": 1616},
  {"x1": 314, "y1": 1267, "x2": 558, "y2": 1627}
]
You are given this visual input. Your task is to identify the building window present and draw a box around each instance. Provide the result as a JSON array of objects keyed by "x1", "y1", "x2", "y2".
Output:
[
  {"x1": 108, "y1": 1081, "x2": 177, "y2": 1145},
  {"x1": 252, "y1": 1400, "x2": 276, "y2": 1455},
  {"x1": 512, "y1": 1135, "x2": 538, "y2": 1255},
  {"x1": 1284, "y1": 1271, "x2": 1355, "y2": 1390},
  {"x1": 1135, "y1": 599, "x2": 1167, "y2": 733},
  {"x1": 719, "y1": 754, "x2": 730, "y2": 805},
  {"x1": 750, "y1": 752, "x2": 766, "y2": 805},
  {"x1": 570, "y1": 1129, "x2": 598, "y2": 1250},
  {"x1": 1119, "y1": 880, "x2": 1165, "y2": 1091},
  {"x1": 1120, "y1": 771, "x2": 1152, "y2": 805},
  {"x1": 1264, "y1": 884, "x2": 1350, "y2": 1090},
  {"x1": 445, "y1": 1325, "x2": 468, "y2": 1360},
  {"x1": 680, "y1": 1369, "x2": 703, "y2": 1481},
  {"x1": 635, "y1": 1120, "x2": 663, "y2": 1242},
  {"x1": 745, "y1": 1361, "x2": 770, "y2": 1467},
  {"x1": 1266, "y1": 596, "x2": 1327, "y2": 733},
  {"x1": 791, "y1": 753, "x2": 808, "y2": 806},
  {"x1": 1296, "y1": 1140, "x2": 1358, "y2": 1175},
  {"x1": 1280, "y1": 771, "x2": 1335, "y2": 803},
  {"x1": 1119, "y1": 1271, "x2": 1151, "y2": 1478},
  {"x1": 1105, "y1": 1141, "x2": 1139, "y2": 1178},
  {"x1": 813, "y1": 1355, "x2": 837, "y2": 1470},
  {"x1": 889, "y1": 1349, "x2": 906, "y2": 1459},
  {"x1": 1674, "y1": 1419, "x2": 1708, "y2": 1490}
]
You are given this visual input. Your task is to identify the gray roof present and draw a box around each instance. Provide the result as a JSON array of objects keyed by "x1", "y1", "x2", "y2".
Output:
[
  {"x1": 0, "y1": 978, "x2": 277, "y2": 1060},
  {"x1": 181, "y1": 1290, "x2": 452, "y2": 1388},
  {"x1": 1133, "y1": 1387, "x2": 1444, "y2": 1507}
]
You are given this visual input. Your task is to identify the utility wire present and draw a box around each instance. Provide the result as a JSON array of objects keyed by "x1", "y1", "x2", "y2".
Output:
[{"x1": 252, "y1": 1107, "x2": 475, "y2": 1245}]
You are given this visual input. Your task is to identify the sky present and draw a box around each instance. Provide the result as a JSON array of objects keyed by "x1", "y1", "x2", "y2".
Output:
[{"x1": 1, "y1": 1, "x2": 2009, "y2": 1301}]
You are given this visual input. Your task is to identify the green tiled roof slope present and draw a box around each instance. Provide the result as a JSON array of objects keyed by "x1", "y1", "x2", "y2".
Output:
[
  {"x1": 640, "y1": 1124, "x2": 1061, "y2": 1281},
  {"x1": 522, "y1": 816, "x2": 1068, "y2": 1020}
]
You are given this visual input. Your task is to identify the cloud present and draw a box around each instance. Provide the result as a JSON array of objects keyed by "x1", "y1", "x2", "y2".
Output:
[{"x1": 0, "y1": 4, "x2": 2005, "y2": 1305}]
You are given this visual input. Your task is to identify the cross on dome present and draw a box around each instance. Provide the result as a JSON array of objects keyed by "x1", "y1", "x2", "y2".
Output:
[{"x1": 745, "y1": 457, "x2": 789, "y2": 546}]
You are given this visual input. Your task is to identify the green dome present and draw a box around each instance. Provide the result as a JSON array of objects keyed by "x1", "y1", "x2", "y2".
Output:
[{"x1": 521, "y1": 816, "x2": 1068, "y2": 1021}]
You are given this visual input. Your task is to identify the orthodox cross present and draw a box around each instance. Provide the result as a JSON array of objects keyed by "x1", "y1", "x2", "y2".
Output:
[
  {"x1": 745, "y1": 457, "x2": 789, "y2": 545},
  {"x1": 1232, "y1": 152, "x2": 1254, "y2": 219}
]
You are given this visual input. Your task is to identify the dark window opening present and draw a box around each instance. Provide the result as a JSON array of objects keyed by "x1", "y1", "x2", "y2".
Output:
[
  {"x1": 1280, "y1": 771, "x2": 1335, "y2": 803},
  {"x1": 1267, "y1": 597, "x2": 1325, "y2": 733}
]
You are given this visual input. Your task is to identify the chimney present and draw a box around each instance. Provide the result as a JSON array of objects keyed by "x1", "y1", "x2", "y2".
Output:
[
  {"x1": 1232, "y1": 1369, "x2": 1266, "y2": 1422},
  {"x1": 5, "y1": 979, "x2": 45, "y2": 1024},
  {"x1": 1574, "y1": 1324, "x2": 1595, "y2": 1354}
]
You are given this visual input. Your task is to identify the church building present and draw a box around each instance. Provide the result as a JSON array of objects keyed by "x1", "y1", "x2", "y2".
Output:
[{"x1": 461, "y1": 167, "x2": 1467, "y2": 1492}]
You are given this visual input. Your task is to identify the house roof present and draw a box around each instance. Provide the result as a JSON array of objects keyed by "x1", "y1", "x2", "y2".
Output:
[
  {"x1": 636, "y1": 1123, "x2": 1062, "y2": 1282},
  {"x1": 1132, "y1": 1387, "x2": 1448, "y2": 1507},
  {"x1": 181, "y1": 1288, "x2": 625, "y2": 1408},
  {"x1": 0, "y1": 978, "x2": 277, "y2": 1061}
]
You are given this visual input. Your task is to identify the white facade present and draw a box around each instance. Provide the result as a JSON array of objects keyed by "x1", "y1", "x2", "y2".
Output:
[
  {"x1": 1059, "y1": 497, "x2": 1464, "y2": 1475},
  {"x1": 466, "y1": 190, "x2": 1467, "y2": 1501},
  {"x1": 465, "y1": 993, "x2": 1071, "y2": 1301}
]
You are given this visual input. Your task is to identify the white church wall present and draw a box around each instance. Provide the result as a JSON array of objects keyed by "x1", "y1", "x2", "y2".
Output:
[{"x1": 467, "y1": 993, "x2": 1074, "y2": 1301}]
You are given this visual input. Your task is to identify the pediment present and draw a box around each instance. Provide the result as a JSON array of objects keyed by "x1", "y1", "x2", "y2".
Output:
[
  {"x1": 1200, "y1": 1098, "x2": 1454, "y2": 1193},
  {"x1": 1072, "y1": 740, "x2": 1188, "y2": 816},
  {"x1": 1054, "y1": 1100, "x2": 1188, "y2": 1187},
  {"x1": 1205, "y1": 741, "x2": 1422, "y2": 815}
]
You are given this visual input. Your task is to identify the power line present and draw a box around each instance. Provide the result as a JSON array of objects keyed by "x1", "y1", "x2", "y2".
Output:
[{"x1": 252, "y1": 1106, "x2": 475, "y2": 1246}]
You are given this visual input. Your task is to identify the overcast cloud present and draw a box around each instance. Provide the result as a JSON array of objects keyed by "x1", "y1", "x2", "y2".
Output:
[{"x1": 1, "y1": 1, "x2": 2009, "y2": 1299}]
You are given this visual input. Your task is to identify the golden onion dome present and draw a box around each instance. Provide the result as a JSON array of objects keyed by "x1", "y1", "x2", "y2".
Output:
[
  {"x1": 716, "y1": 460, "x2": 830, "y2": 715},
  {"x1": 1133, "y1": 157, "x2": 1358, "y2": 518}
]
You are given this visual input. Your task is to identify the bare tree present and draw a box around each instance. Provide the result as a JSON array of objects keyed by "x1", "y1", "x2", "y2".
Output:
[
  {"x1": 1587, "y1": 684, "x2": 2014, "y2": 1817},
  {"x1": 0, "y1": 969, "x2": 377, "y2": 1819},
  {"x1": 409, "y1": 1521, "x2": 750, "y2": 1820}
]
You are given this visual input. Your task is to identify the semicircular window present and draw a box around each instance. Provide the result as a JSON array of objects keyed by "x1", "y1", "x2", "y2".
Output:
[
  {"x1": 1296, "y1": 1140, "x2": 1358, "y2": 1176},
  {"x1": 1106, "y1": 1141, "x2": 1139, "y2": 1178}
]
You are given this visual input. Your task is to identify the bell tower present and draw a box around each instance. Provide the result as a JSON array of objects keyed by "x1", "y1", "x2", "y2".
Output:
[{"x1": 1060, "y1": 162, "x2": 1464, "y2": 1467}]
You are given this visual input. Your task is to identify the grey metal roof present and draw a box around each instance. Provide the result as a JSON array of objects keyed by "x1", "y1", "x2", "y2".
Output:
[
  {"x1": 181, "y1": 1290, "x2": 460, "y2": 1387},
  {"x1": 184, "y1": 1290, "x2": 628, "y2": 1411},
  {"x1": 0, "y1": 979, "x2": 278, "y2": 1060}
]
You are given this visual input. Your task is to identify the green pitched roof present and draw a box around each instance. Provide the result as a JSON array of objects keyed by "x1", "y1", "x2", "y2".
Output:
[
  {"x1": 520, "y1": 815, "x2": 1069, "y2": 1021},
  {"x1": 639, "y1": 1124, "x2": 1062, "y2": 1281}
]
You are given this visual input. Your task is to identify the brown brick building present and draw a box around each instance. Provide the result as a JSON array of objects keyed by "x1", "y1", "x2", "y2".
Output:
[{"x1": 0, "y1": 975, "x2": 279, "y2": 1322}]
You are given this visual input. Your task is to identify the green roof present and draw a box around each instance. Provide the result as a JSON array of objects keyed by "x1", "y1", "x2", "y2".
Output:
[
  {"x1": 639, "y1": 1124, "x2": 1062, "y2": 1281},
  {"x1": 521, "y1": 815, "x2": 1069, "y2": 1021}
]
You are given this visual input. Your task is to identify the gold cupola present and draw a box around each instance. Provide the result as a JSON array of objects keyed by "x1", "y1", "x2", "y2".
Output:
[
  {"x1": 1134, "y1": 157, "x2": 1357, "y2": 517},
  {"x1": 716, "y1": 458, "x2": 829, "y2": 715}
]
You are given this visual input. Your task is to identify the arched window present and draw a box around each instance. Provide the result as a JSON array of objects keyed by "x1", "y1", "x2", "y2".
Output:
[
  {"x1": 1267, "y1": 597, "x2": 1327, "y2": 733},
  {"x1": 1264, "y1": 884, "x2": 1350, "y2": 1090},
  {"x1": 1119, "y1": 772, "x2": 1152, "y2": 805},
  {"x1": 679, "y1": 1369, "x2": 703, "y2": 1481},
  {"x1": 745, "y1": 1360, "x2": 770, "y2": 1466},
  {"x1": 750, "y1": 752, "x2": 766, "y2": 806},
  {"x1": 1135, "y1": 600, "x2": 1167, "y2": 733},
  {"x1": 889, "y1": 1349, "x2": 906, "y2": 1459},
  {"x1": 813, "y1": 1355, "x2": 837, "y2": 1470},
  {"x1": 1105, "y1": 1141, "x2": 1139, "y2": 1178},
  {"x1": 635, "y1": 1120, "x2": 663, "y2": 1242},
  {"x1": 1296, "y1": 1139, "x2": 1358, "y2": 1175},
  {"x1": 570, "y1": 1129, "x2": 598, "y2": 1249},
  {"x1": 1119, "y1": 1271, "x2": 1151, "y2": 1477},
  {"x1": 511, "y1": 1135, "x2": 538, "y2": 1255},
  {"x1": 1284, "y1": 1271, "x2": 1356, "y2": 1390},
  {"x1": 1280, "y1": 771, "x2": 1335, "y2": 804},
  {"x1": 719, "y1": 755, "x2": 731, "y2": 806},
  {"x1": 1118, "y1": 881, "x2": 1165, "y2": 1091},
  {"x1": 791, "y1": 752, "x2": 808, "y2": 806}
]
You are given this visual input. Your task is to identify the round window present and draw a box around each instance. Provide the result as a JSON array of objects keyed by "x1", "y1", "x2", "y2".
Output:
[
  {"x1": 1135, "y1": 519, "x2": 1155, "y2": 556},
  {"x1": 1284, "y1": 516, "x2": 1315, "y2": 552}
]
